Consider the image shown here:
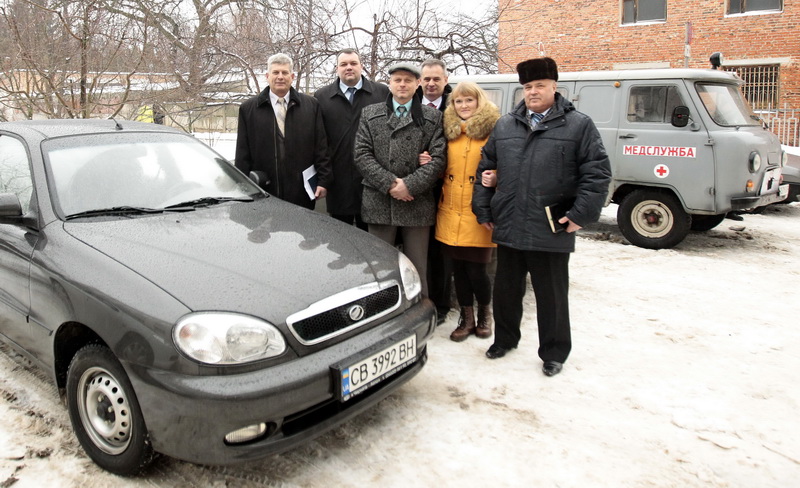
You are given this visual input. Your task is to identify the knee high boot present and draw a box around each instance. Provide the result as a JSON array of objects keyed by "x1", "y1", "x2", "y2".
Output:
[
  {"x1": 450, "y1": 306, "x2": 476, "y2": 342},
  {"x1": 475, "y1": 304, "x2": 493, "y2": 339}
]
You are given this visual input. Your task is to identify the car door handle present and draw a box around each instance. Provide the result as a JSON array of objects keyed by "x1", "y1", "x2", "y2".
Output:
[{"x1": 619, "y1": 134, "x2": 636, "y2": 139}]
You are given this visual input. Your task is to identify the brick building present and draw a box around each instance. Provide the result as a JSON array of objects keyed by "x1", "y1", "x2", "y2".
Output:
[{"x1": 498, "y1": 0, "x2": 799, "y2": 137}]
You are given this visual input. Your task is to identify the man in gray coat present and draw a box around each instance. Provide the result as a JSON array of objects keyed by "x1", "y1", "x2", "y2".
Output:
[
  {"x1": 354, "y1": 62, "x2": 446, "y2": 298},
  {"x1": 314, "y1": 49, "x2": 390, "y2": 229},
  {"x1": 472, "y1": 57, "x2": 612, "y2": 376}
]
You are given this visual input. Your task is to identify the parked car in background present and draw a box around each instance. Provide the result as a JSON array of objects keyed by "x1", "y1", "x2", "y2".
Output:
[
  {"x1": 0, "y1": 120, "x2": 435, "y2": 475},
  {"x1": 780, "y1": 145, "x2": 800, "y2": 203}
]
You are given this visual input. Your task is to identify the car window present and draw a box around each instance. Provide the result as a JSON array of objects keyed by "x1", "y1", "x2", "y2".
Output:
[
  {"x1": 43, "y1": 132, "x2": 259, "y2": 217},
  {"x1": 0, "y1": 135, "x2": 34, "y2": 214},
  {"x1": 627, "y1": 85, "x2": 686, "y2": 123}
]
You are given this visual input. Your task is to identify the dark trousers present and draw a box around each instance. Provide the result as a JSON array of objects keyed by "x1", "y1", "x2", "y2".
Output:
[
  {"x1": 369, "y1": 225, "x2": 430, "y2": 298},
  {"x1": 452, "y1": 259, "x2": 492, "y2": 307},
  {"x1": 493, "y1": 245, "x2": 571, "y2": 363},
  {"x1": 330, "y1": 213, "x2": 368, "y2": 231},
  {"x1": 427, "y1": 236, "x2": 453, "y2": 312}
]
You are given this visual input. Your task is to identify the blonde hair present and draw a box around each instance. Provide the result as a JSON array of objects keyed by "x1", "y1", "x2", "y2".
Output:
[{"x1": 448, "y1": 82, "x2": 490, "y2": 112}]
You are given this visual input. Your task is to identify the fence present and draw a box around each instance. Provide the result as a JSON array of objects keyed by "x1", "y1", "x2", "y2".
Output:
[{"x1": 760, "y1": 107, "x2": 799, "y2": 147}]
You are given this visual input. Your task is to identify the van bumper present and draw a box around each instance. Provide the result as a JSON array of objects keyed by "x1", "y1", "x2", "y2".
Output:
[{"x1": 730, "y1": 184, "x2": 789, "y2": 210}]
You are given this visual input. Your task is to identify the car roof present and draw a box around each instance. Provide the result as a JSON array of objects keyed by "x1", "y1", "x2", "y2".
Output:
[
  {"x1": 0, "y1": 119, "x2": 182, "y2": 139},
  {"x1": 450, "y1": 68, "x2": 742, "y2": 85}
]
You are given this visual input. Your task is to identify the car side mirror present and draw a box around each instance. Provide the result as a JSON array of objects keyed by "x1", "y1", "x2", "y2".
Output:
[
  {"x1": 249, "y1": 171, "x2": 270, "y2": 189},
  {"x1": 671, "y1": 106, "x2": 690, "y2": 128},
  {"x1": 0, "y1": 193, "x2": 23, "y2": 218}
]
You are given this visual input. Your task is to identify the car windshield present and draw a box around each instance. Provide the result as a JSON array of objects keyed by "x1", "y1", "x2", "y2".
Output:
[
  {"x1": 43, "y1": 132, "x2": 260, "y2": 218},
  {"x1": 695, "y1": 83, "x2": 760, "y2": 127}
]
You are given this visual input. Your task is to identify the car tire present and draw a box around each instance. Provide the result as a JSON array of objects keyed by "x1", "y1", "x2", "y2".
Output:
[
  {"x1": 66, "y1": 343, "x2": 154, "y2": 476},
  {"x1": 617, "y1": 189, "x2": 691, "y2": 249},
  {"x1": 690, "y1": 213, "x2": 726, "y2": 232}
]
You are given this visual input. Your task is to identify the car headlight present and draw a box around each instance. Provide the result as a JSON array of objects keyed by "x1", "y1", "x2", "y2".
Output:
[
  {"x1": 173, "y1": 312, "x2": 286, "y2": 365},
  {"x1": 781, "y1": 150, "x2": 788, "y2": 168},
  {"x1": 748, "y1": 151, "x2": 761, "y2": 173},
  {"x1": 398, "y1": 252, "x2": 422, "y2": 300}
]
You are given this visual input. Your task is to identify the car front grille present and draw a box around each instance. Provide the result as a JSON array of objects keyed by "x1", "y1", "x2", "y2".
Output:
[{"x1": 287, "y1": 282, "x2": 402, "y2": 345}]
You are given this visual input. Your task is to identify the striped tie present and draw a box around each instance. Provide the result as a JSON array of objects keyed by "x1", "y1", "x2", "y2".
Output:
[
  {"x1": 276, "y1": 98, "x2": 287, "y2": 134},
  {"x1": 530, "y1": 112, "x2": 544, "y2": 128},
  {"x1": 397, "y1": 106, "x2": 407, "y2": 118}
]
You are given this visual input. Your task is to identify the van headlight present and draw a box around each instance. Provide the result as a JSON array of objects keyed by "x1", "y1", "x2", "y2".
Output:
[
  {"x1": 398, "y1": 252, "x2": 422, "y2": 300},
  {"x1": 781, "y1": 150, "x2": 788, "y2": 168},
  {"x1": 173, "y1": 312, "x2": 286, "y2": 364},
  {"x1": 748, "y1": 151, "x2": 761, "y2": 173}
]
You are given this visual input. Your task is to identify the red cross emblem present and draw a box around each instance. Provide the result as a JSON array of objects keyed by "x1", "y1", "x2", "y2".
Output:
[{"x1": 654, "y1": 164, "x2": 669, "y2": 178}]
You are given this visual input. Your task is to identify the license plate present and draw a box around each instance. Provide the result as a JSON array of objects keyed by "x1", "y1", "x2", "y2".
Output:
[{"x1": 339, "y1": 335, "x2": 417, "y2": 401}]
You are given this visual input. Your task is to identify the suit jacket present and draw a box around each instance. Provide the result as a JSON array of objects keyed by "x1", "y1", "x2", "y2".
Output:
[
  {"x1": 235, "y1": 87, "x2": 332, "y2": 210},
  {"x1": 314, "y1": 78, "x2": 390, "y2": 215}
]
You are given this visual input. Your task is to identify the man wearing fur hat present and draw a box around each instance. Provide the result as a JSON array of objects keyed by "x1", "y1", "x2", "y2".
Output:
[
  {"x1": 354, "y1": 62, "x2": 446, "y2": 298},
  {"x1": 472, "y1": 57, "x2": 612, "y2": 377}
]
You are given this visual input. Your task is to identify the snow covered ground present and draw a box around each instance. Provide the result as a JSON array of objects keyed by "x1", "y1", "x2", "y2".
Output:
[{"x1": 2, "y1": 201, "x2": 799, "y2": 487}]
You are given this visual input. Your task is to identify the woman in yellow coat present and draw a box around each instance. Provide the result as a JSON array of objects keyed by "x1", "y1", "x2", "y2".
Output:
[{"x1": 435, "y1": 82, "x2": 500, "y2": 342}]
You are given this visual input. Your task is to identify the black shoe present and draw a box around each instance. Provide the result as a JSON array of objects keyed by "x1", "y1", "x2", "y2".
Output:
[
  {"x1": 726, "y1": 212, "x2": 744, "y2": 221},
  {"x1": 542, "y1": 361, "x2": 563, "y2": 376},
  {"x1": 485, "y1": 344, "x2": 513, "y2": 359},
  {"x1": 436, "y1": 307, "x2": 450, "y2": 325}
]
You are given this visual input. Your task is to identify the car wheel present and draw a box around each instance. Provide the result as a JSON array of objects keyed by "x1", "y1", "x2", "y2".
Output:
[
  {"x1": 66, "y1": 344, "x2": 154, "y2": 475},
  {"x1": 617, "y1": 189, "x2": 690, "y2": 249},
  {"x1": 690, "y1": 213, "x2": 726, "y2": 232}
]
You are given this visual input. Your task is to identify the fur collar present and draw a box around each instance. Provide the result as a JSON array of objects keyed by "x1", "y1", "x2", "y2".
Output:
[{"x1": 443, "y1": 102, "x2": 501, "y2": 141}]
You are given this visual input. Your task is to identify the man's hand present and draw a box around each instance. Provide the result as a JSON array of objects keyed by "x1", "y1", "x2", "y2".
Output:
[
  {"x1": 481, "y1": 170, "x2": 497, "y2": 187},
  {"x1": 481, "y1": 222, "x2": 494, "y2": 231},
  {"x1": 419, "y1": 151, "x2": 432, "y2": 166},
  {"x1": 314, "y1": 186, "x2": 327, "y2": 199},
  {"x1": 559, "y1": 216, "x2": 582, "y2": 233},
  {"x1": 389, "y1": 178, "x2": 413, "y2": 201}
]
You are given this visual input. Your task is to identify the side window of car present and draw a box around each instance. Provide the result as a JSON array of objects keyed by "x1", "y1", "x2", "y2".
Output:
[
  {"x1": 0, "y1": 135, "x2": 34, "y2": 214},
  {"x1": 627, "y1": 85, "x2": 685, "y2": 123}
]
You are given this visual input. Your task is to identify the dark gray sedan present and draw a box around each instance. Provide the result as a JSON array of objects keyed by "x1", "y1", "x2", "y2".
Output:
[{"x1": 0, "y1": 120, "x2": 435, "y2": 475}]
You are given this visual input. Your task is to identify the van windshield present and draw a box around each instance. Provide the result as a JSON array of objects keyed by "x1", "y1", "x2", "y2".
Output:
[{"x1": 696, "y1": 83, "x2": 760, "y2": 127}]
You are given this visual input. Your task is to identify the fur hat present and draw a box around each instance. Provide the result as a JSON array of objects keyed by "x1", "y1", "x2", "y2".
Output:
[{"x1": 516, "y1": 57, "x2": 558, "y2": 84}]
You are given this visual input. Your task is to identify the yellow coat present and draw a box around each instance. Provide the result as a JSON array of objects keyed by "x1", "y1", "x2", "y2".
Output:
[{"x1": 435, "y1": 102, "x2": 500, "y2": 248}]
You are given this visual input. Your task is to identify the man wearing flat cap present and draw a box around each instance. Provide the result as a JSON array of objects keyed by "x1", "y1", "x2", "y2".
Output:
[
  {"x1": 472, "y1": 57, "x2": 612, "y2": 376},
  {"x1": 354, "y1": 62, "x2": 446, "y2": 298}
]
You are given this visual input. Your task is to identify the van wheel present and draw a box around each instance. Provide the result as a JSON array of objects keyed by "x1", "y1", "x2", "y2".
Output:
[
  {"x1": 690, "y1": 214, "x2": 726, "y2": 232},
  {"x1": 66, "y1": 344, "x2": 154, "y2": 475},
  {"x1": 617, "y1": 189, "x2": 690, "y2": 249}
]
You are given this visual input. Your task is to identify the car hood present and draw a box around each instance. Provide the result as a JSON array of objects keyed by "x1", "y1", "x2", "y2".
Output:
[{"x1": 62, "y1": 198, "x2": 400, "y2": 322}]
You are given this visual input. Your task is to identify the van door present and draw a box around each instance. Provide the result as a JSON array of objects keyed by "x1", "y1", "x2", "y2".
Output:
[
  {"x1": 615, "y1": 81, "x2": 715, "y2": 212},
  {"x1": 570, "y1": 83, "x2": 619, "y2": 177}
]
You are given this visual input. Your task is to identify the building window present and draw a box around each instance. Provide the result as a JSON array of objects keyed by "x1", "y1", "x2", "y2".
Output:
[
  {"x1": 622, "y1": 0, "x2": 667, "y2": 24},
  {"x1": 722, "y1": 65, "x2": 779, "y2": 110},
  {"x1": 728, "y1": 0, "x2": 782, "y2": 15}
]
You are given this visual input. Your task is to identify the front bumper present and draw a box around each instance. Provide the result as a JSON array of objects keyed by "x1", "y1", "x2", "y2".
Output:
[
  {"x1": 126, "y1": 298, "x2": 436, "y2": 465},
  {"x1": 730, "y1": 183, "x2": 789, "y2": 210}
]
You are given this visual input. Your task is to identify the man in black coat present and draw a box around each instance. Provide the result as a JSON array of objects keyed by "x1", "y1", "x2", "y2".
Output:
[
  {"x1": 235, "y1": 53, "x2": 332, "y2": 210},
  {"x1": 416, "y1": 59, "x2": 454, "y2": 324},
  {"x1": 473, "y1": 57, "x2": 612, "y2": 377},
  {"x1": 314, "y1": 49, "x2": 390, "y2": 229}
]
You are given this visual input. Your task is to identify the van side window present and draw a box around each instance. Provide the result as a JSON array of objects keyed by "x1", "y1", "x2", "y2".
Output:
[
  {"x1": 627, "y1": 86, "x2": 684, "y2": 123},
  {"x1": 482, "y1": 89, "x2": 504, "y2": 110},
  {"x1": 0, "y1": 135, "x2": 34, "y2": 214}
]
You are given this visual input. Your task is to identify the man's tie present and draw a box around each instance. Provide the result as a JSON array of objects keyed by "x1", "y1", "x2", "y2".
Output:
[
  {"x1": 276, "y1": 98, "x2": 287, "y2": 134},
  {"x1": 530, "y1": 112, "x2": 544, "y2": 129},
  {"x1": 427, "y1": 102, "x2": 436, "y2": 108},
  {"x1": 346, "y1": 87, "x2": 356, "y2": 104},
  {"x1": 397, "y1": 106, "x2": 407, "y2": 118}
]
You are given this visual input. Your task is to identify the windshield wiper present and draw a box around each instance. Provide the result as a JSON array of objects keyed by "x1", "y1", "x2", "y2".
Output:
[
  {"x1": 163, "y1": 196, "x2": 253, "y2": 210},
  {"x1": 65, "y1": 206, "x2": 166, "y2": 220}
]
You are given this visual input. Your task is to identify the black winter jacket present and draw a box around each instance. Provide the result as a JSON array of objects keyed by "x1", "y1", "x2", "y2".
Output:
[
  {"x1": 314, "y1": 78, "x2": 390, "y2": 215},
  {"x1": 235, "y1": 87, "x2": 332, "y2": 210},
  {"x1": 472, "y1": 94, "x2": 612, "y2": 252}
]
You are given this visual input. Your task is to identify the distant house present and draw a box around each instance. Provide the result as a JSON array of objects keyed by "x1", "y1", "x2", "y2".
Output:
[{"x1": 498, "y1": 0, "x2": 798, "y2": 144}]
